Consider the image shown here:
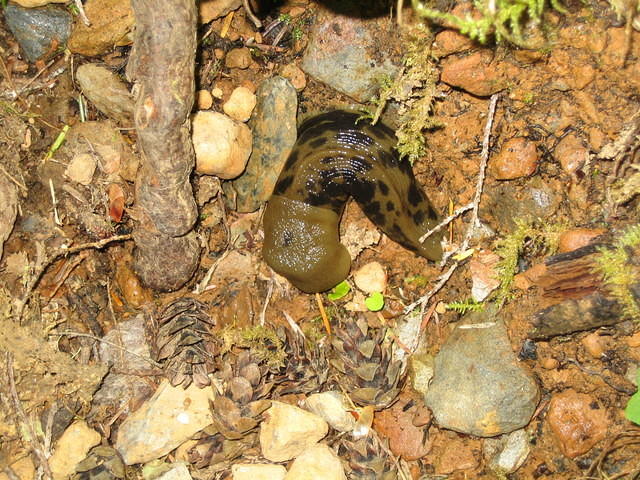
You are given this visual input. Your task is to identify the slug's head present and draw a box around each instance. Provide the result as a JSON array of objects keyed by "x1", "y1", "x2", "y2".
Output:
[{"x1": 262, "y1": 195, "x2": 351, "y2": 293}]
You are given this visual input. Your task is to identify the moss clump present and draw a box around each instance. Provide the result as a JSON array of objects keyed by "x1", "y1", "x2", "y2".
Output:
[
  {"x1": 220, "y1": 324, "x2": 287, "y2": 369},
  {"x1": 494, "y1": 219, "x2": 564, "y2": 306},
  {"x1": 411, "y1": 0, "x2": 565, "y2": 46},
  {"x1": 593, "y1": 224, "x2": 640, "y2": 321},
  {"x1": 367, "y1": 26, "x2": 441, "y2": 164}
]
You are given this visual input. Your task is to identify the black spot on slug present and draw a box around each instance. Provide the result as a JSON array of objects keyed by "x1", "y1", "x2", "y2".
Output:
[
  {"x1": 413, "y1": 210, "x2": 425, "y2": 225},
  {"x1": 273, "y1": 175, "x2": 294, "y2": 195},
  {"x1": 408, "y1": 183, "x2": 422, "y2": 207},
  {"x1": 378, "y1": 180, "x2": 389, "y2": 196},
  {"x1": 386, "y1": 201, "x2": 395, "y2": 212},
  {"x1": 308, "y1": 137, "x2": 328, "y2": 148}
]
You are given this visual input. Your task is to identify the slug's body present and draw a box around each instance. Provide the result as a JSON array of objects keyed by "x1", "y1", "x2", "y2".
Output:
[{"x1": 263, "y1": 110, "x2": 443, "y2": 293}]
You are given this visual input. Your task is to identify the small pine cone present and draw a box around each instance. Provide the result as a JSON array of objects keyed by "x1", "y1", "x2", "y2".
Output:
[
  {"x1": 339, "y1": 436, "x2": 397, "y2": 480},
  {"x1": 330, "y1": 315, "x2": 402, "y2": 409},
  {"x1": 155, "y1": 298, "x2": 217, "y2": 388},
  {"x1": 276, "y1": 326, "x2": 329, "y2": 395},
  {"x1": 210, "y1": 350, "x2": 273, "y2": 439}
]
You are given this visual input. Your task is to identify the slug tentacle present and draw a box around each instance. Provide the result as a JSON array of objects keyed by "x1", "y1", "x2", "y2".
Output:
[{"x1": 263, "y1": 110, "x2": 443, "y2": 293}]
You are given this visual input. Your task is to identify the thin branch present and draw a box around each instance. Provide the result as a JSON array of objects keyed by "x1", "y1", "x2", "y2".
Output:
[
  {"x1": 14, "y1": 234, "x2": 133, "y2": 321},
  {"x1": 0, "y1": 353, "x2": 53, "y2": 480},
  {"x1": 406, "y1": 93, "x2": 500, "y2": 314},
  {"x1": 419, "y1": 202, "x2": 473, "y2": 243}
]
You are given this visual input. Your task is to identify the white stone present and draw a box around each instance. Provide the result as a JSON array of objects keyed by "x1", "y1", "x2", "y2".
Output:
[
  {"x1": 305, "y1": 392, "x2": 356, "y2": 432},
  {"x1": 485, "y1": 429, "x2": 531, "y2": 474},
  {"x1": 352, "y1": 261, "x2": 387, "y2": 293},
  {"x1": 284, "y1": 444, "x2": 346, "y2": 480},
  {"x1": 232, "y1": 463, "x2": 287, "y2": 480},
  {"x1": 192, "y1": 111, "x2": 252, "y2": 179},
  {"x1": 260, "y1": 401, "x2": 328, "y2": 462},
  {"x1": 65, "y1": 153, "x2": 97, "y2": 185},
  {"x1": 223, "y1": 87, "x2": 257, "y2": 122},
  {"x1": 50, "y1": 420, "x2": 101, "y2": 480},
  {"x1": 197, "y1": 89, "x2": 213, "y2": 110},
  {"x1": 115, "y1": 380, "x2": 214, "y2": 465}
]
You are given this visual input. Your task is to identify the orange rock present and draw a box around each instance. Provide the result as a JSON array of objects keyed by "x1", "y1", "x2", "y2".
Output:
[
  {"x1": 555, "y1": 134, "x2": 589, "y2": 174},
  {"x1": 489, "y1": 137, "x2": 539, "y2": 180},
  {"x1": 557, "y1": 228, "x2": 606, "y2": 253},
  {"x1": 434, "y1": 30, "x2": 474, "y2": 56},
  {"x1": 581, "y1": 332, "x2": 606, "y2": 358},
  {"x1": 114, "y1": 262, "x2": 153, "y2": 309},
  {"x1": 546, "y1": 389, "x2": 609, "y2": 458},
  {"x1": 440, "y1": 51, "x2": 507, "y2": 97},
  {"x1": 434, "y1": 437, "x2": 479, "y2": 474},
  {"x1": 373, "y1": 392, "x2": 431, "y2": 461},
  {"x1": 540, "y1": 357, "x2": 559, "y2": 369},
  {"x1": 626, "y1": 331, "x2": 640, "y2": 348}
]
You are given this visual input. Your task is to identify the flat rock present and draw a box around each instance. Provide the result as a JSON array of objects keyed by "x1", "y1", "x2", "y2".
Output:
[
  {"x1": 198, "y1": 0, "x2": 241, "y2": 23},
  {"x1": 4, "y1": 3, "x2": 72, "y2": 62},
  {"x1": 98, "y1": 314, "x2": 153, "y2": 373},
  {"x1": 115, "y1": 380, "x2": 214, "y2": 465},
  {"x1": 49, "y1": 420, "x2": 101, "y2": 480},
  {"x1": 300, "y1": 6, "x2": 400, "y2": 102},
  {"x1": 0, "y1": 171, "x2": 18, "y2": 261},
  {"x1": 76, "y1": 64, "x2": 134, "y2": 126},
  {"x1": 423, "y1": 308, "x2": 540, "y2": 437},
  {"x1": 260, "y1": 401, "x2": 328, "y2": 462},
  {"x1": 441, "y1": 51, "x2": 507, "y2": 97},
  {"x1": 68, "y1": 0, "x2": 134, "y2": 56},
  {"x1": 225, "y1": 76, "x2": 297, "y2": 212},
  {"x1": 284, "y1": 444, "x2": 346, "y2": 480},
  {"x1": 484, "y1": 429, "x2": 530, "y2": 474}
]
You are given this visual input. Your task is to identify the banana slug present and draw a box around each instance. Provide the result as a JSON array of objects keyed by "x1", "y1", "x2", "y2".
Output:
[{"x1": 262, "y1": 110, "x2": 443, "y2": 293}]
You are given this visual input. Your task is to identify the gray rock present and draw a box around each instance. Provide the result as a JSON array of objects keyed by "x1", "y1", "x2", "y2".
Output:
[
  {"x1": 225, "y1": 76, "x2": 297, "y2": 212},
  {"x1": 301, "y1": 7, "x2": 400, "y2": 102},
  {"x1": 423, "y1": 308, "x2": 540, "y2": 437},
  {"x1": 480, "y1": 176, "x2": 562, "y2": 232},
  {"x1": 76, "y1": 64, "x2": 134, "y2": 126},
  {"x1": 4, "y1": 3, "x2": 72, "y2": 62}
]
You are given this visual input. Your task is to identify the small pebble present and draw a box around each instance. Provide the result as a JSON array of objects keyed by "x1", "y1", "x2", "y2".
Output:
[
  {"x1": 555, "y1": 134, "x2": 588, "y2": 174},
  {"x1": 192, "y1": 111, "x2": 252, "y2": 179},
  {"x1": 232, "y1": 463, "x2": 287, "y2": 480},
  {"x1": 305, "y1": 391, "x2": 356, "y2": 432},
  {"x1": 540, "y1": 357, "x2": 559, "y2": 369},
  {"x1": 581, "y1": 332, "x2": 605, "y2": 358},
  {"x1": 65, "y1": 153, "x2": 97, "y2": 185},
  {"x1": 490, "y1": 137, "x2": 539, "y2": 180},
  {"x1": 76, "y1": 63, "x2": 134, "y2": 125},
  {"x1": 440, "y1": 51, "x2": 506, "y2": 97},
  {"x1": 352, "y1": 261, "x2": 387, "y2": 293},
  {"x1": 281, "y1": 63, "x2": 307, "y2": 91},
  {"x1": 223, "y1": 87, "x2": 257, "y2": 122},
  {"x1": 225, "y1": 47, "x2": 252, "y2": 69},
  {"x1": 557, "y1": 228, "x2": 606, "y2": 253},
  {"x1": 196, "y1": 89, "x2": 213, "y2": 110}
]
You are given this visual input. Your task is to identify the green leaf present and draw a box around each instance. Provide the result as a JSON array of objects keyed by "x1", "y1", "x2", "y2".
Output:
[
  {"x1": 327, "y1": 280, "x2": 351, "y2": 301},
  {"x1": 365, "y1": 292, "x2": 385, "y2": 312},
  {"x1": 625, "y1": 391, "x2": 640, "y2": 425}
]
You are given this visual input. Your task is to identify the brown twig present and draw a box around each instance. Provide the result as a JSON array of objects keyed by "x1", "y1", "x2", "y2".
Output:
[
  {"x1": 315, "y1": 292, "x2": 332, "y2": 335},
  {"x1": 0, "y1": 353, "x2": 53, "y2": 479},
  {"x1": 242, "y1": 0, "x2": 262, "y2": 28},
  {"x1": 405, "y1": 93, "x2": 500, "y2": 314}
]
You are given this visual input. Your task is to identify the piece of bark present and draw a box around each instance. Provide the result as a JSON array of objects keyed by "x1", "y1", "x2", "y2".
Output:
[
  {"x1": 529, "y1": 242, "x2": 640, "y2": 339},
  {"x1": 127, "y1": 0, "x2": 200, "y2": 290}
]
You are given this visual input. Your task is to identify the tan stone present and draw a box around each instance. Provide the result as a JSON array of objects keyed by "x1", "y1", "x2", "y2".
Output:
[
  {"x1": 232, "y1": 464, "x2": 287, "y2": 480},
  {"x1": 284, "y1": 444, "x2": 346, "y2": 480},
  {"x1": 352, "y1": 262, "x2": 387, "y2": 294},
  {"x1": 50, "y1": 421, "x2": 101, "y2": 480},
  {"x1": 223, "y1": 87, "x2": 257, "y2": 122}
]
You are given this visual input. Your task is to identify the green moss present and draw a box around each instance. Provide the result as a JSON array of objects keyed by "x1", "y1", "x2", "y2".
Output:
[
  {"x1": 593, "y1": 224, "x2": 640, "y2": 321},
  {"x1": 411, "y1": 0, "x2": 566, "y2": 46},
  {"x1": 220, "y1": 324, "x2": 287, "y2": 369},
  {"x1": 494, "y1": 219, "x2": 564, "y2": 306},
  {"x1": 445, "y1": 298, "x2": 484, "y2": 314},
  {"x1": 368, "y1": 27, "x2": 441, "y2": 164}
]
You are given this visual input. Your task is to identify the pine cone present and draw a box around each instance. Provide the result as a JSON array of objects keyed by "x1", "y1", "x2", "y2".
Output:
[
  {"x1": 339, "y1": 436, "x2": 397, "y2": 480},
  {"x1": 330, "y1": 315, "x2": 402, "y2": 409},
  {"x1": 276, "y1": 326, "x2": 329, "y2": 395},
  {"x1": 155, "y1": 298, "x2": 218, "y2": 388},
  {"x1": 210, "y1": 350, "x2": 273, "y2": 439}
]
